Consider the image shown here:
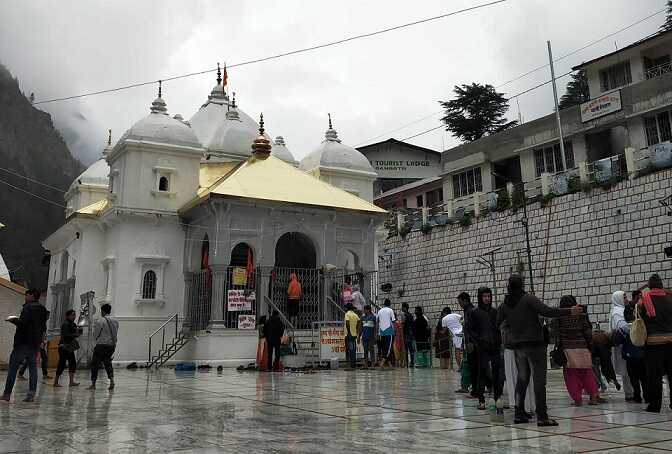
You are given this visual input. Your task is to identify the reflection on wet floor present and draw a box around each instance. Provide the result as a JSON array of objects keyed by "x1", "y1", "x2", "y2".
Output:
[{"x1": 1, "y1": 367, "x2": 672, "y2": 453}]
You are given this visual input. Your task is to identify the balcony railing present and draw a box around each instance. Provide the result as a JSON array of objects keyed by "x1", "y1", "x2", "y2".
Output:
[{"x1": 645, "y1": 61, "x2": 672, "y2": 80}]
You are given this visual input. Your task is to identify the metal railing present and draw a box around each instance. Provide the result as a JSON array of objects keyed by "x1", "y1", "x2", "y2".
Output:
[
  {"x1": 264, "y1": 295, "x2": 295, "y2": 332},
  {"x1": 325, "y1": 296, "x2": 345, "y2": 322},
  {"x1": 587, "y1": 153, "x2": 627, "y2": 183},
  {"x1": 147, "y1": 313, "x2": 179, "y2": 365},
  {"x1": 646, "y1": 61, "x2": 672, "y2": 80}
]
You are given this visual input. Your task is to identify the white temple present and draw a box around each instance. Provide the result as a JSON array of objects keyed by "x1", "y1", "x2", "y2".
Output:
[{"x1": 43, "y1": 67, "x2": 385, "y2": 365}]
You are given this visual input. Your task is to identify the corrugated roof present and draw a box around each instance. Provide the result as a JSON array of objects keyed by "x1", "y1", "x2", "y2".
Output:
[{"x1": 182, "y1": 155, "x2": 387, "y2": 214}]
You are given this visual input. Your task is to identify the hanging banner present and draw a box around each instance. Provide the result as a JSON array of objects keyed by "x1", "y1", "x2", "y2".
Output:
[
  {"x1": 237, "y1": 314, "x2": 256, "y2": 330},
  {"x1": 227, "y1": 290, "x2": 255, "y2": 311},
  {"x1": 232, "y1": 267, "x2": 247, "y2": 286}
]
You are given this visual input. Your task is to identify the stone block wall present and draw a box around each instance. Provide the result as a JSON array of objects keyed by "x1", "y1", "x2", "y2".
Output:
[{"x1": 379, "y1": 169, "x2": 672, "y2": 328}]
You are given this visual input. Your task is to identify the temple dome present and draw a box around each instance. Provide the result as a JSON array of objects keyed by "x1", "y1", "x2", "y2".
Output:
[
  {"x1": 300, "y1": 120, "x2": 375, "y2": 174},
  {"x1": 271, "y1": 136, "x2": 297, "y2": 165}
]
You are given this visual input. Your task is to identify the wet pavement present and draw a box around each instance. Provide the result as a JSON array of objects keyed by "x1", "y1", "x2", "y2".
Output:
[{"x1": 1, "y1": 367, "x2": 672, "y2": 453}]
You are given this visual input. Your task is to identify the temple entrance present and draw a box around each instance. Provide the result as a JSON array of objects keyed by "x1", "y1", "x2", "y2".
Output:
[
  {"x1": 274, "y1": 232, "x2": 316, "y2": 268},
  {"x1": 271, "y1": 232, "x2": 319, "y2": 329}
]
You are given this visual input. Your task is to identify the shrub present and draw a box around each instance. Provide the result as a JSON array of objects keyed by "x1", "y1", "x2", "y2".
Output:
[
  {"x1": 459, "y1": 212, "x2": 473, "y2": 228},
  {"x1": 420, "y1": 223, "x2": 433, "y2": 234},
  {"x1": 399, "y1": 223, "x2": 411, "y2": 239}
]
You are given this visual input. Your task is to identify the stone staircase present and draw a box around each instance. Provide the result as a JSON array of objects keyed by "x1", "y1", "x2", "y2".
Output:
[{"x1": 285, "y1": 329, "x2": 320, "y2": 368}]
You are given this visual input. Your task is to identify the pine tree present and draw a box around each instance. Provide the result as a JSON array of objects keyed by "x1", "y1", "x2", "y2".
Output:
[
  {"x1": 661, "y1": 0, "x2": 672, "y2": 31},
  {"x1": 558, "y1": 70, "x2": 590, "y2": 110},
  {"x1": 439, "y1": 83, "x2": 517, "y2": 142}
]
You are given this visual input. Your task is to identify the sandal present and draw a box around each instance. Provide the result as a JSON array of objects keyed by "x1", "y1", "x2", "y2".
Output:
[{"x1": 537, "y1": 418, "x2": 559, "y2": 427}]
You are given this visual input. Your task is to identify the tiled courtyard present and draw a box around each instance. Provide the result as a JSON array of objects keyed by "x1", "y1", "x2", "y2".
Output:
[{"x1": 1, "y1": 367, "x2": 672, "y2": 453}]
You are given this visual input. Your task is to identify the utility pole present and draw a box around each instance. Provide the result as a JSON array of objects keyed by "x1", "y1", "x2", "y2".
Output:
[
  {"x1": 520, "y1": 189, "x2": 535, "y2": 295},
  {"x1": 547, "y1": 40, "x2": 568, "y2": 172},
  {"x1": 477, "y1": 246, "x2": 502, "y2": 306}
]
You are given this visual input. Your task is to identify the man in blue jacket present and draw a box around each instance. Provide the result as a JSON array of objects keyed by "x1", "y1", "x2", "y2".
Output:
[{"x1": 2, "y1": 289, "x2": 50, "y2": 402}]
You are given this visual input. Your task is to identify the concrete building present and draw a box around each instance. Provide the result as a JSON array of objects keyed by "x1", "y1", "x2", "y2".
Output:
[
  {"x1": 388, "y1": 30, "x2": 672, "y2": 217},
  {"x1": 42, "y1": 71, "x2": 386, "y2": 366},
  {"x1": 356, "y1": 138, "x2": 442, "y2": 209},
  {"x1": 0, "y1": 277, "x2": 25, "y2": 366}
]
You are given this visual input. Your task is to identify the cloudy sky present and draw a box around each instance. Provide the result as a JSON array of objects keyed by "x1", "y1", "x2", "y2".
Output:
[{"x1": 0, "y1": 0, "x2": 665, "y2": 165}]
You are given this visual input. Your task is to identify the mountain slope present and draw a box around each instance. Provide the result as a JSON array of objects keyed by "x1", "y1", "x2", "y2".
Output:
[{"x1": 0, "y1": 63, "x2": 84, "y2": 289}]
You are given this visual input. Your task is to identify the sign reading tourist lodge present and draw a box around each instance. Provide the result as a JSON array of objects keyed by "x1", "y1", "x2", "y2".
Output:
[{"x1": 580, "y1": 90, "x2": 622, "y2": 122}]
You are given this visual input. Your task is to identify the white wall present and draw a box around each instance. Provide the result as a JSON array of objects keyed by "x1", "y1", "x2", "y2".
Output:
[{"x1": 0, "y1": 286, "x2": 24, "y2": 365}]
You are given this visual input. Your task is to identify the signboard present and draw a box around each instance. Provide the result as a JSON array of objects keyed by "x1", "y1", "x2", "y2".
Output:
[
  {"x1": 232, "y1": 267, "x2": 247, "y2": 286},
  {"x1": 359, "y1": 143, "x2": 441, "y2": 179},
  {"x1": 227, "y1": 290, "x2": 255, "y2": 311},
  {"x1": 580, "y1": 90, "x2": 622, "y2": 122},
  {"x1": 237, "y1": 314, "x2": 256, "y2": 330},
  {"x1": 320, "y1": 326, "x2": 347, "y2": 360}
]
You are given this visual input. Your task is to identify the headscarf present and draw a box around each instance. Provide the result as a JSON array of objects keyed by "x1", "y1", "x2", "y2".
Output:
[{"x1": 609, "y1": 290, "x2": 625, "y2": 331}]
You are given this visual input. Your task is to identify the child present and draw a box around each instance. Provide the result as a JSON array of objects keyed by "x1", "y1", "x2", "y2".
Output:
[
  {"x1": 256, "y1": 316, "x2": 267, "y2": 371},
  {"x1": 359, "y1": 305, "x2": 376, "y2": 369}
]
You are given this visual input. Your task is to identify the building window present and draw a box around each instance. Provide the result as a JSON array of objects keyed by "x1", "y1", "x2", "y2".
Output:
[
  {"x1": 158, "y1": 176, "x2": 169, "y2": 192},
  {"x1": 534, "y1": 142, "x2": 575, "y2": 177},
  {"x1": 142, "y1": 270, "x2": 157, "y2": 300},
  {"x1": 644, "y1": 111, "x2": 672, "y2": 146},
  {"x1": 599, "y1": 61, "x2": 632, "y2": 92},
  {"x1": 425, "y1": 189, "x2": 443, "y2": 207},
  {"x1": 416, "y1": 195, "x2": 423, "y2": 207},
  {"x1": 452, "y1": 167, "x2": 482, "y2": 198},
  {"x1": 402, "y1": 198, "x2": 408, "y2": 208}
]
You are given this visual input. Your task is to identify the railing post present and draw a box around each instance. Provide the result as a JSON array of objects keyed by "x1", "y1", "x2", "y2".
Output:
[
  {"x1": 579, "y1": 161, "x2": 589, "y2": 185},
  {"x1": 541, "y1": 172, "x2": 551, "y2": 196},
  {"x1": 208, "y1": 265, "x2": 227, "y2": 329},
  {"x1": 625, "y1": 147, "x2": 636, "y2": 180},
  {"x1": 396, "y1": 211, "x2": 403, "y2": 230},
  {"x1": 148, "y1": 338, "x2": 152, "y2": 364},
  {"x1": 421, "y1": 206, "x2": 428, "y2": 225},
  {"x1": 473, "y1": 192, "x2": 480, "y2": 217},
  {"x1": 506, "y1": 182, "x2": 515, "y2": 201},
  {"x1": 444, "y1": 199, "x2": 454, "y2": 218}
]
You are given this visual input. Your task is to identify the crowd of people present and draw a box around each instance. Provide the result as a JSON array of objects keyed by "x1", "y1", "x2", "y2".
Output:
[
  {"x1": 328, "y1": 273, "x2": 672, "y2": 425},
  {"x1": 2, "y1": 291, "x2": 119, "y2": 403}
]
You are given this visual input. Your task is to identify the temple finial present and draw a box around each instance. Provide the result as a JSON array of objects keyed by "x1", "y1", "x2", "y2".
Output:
[
  {"x1": 328, "y1": 113, "x2": 333, "y2": 129},
  {"x1": 107, "y1": 129, "x2": 112, "y2": 146},
  {"x1": 216, "y1": 63, "x2": 222, "y2": 85},
  {"x1": 251, "y1": 113, "x2": 271, "y2": 159},
  {"x1": 158, "y1": 80, "x2": 162, "y2": 98}
]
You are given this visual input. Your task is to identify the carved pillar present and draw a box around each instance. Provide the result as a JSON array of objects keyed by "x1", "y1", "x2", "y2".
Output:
[{"x1": 208, "y1": 264, "x2": 228, "y2": 329}]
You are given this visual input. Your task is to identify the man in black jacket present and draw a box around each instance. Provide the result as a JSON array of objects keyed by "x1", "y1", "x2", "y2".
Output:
[
  {"x1": 458, "y1": 292, "x2": 479, "y2": 398},
  {"x1": 2, "y1": 289, "x2": 50, "y2": 402},
  {"x1": 497, "y1": 275, "x2": 580, "y2": 426},
  {"x1": 264, "y1": 311, "x2": 285, "y2": 371},
  {"x1": 468, "y1": 287, "x2": 503, "y2": 410}
]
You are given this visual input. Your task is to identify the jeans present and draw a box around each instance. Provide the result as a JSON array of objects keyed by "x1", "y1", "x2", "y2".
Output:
[
  {"x1": 514, "y1": 345, "x2": 549, "y2": 420},
  {"x1": 56, "y1": 347, "x2": 77, "y2": 376},
  {"x1": 90, "y1": 345, "x2": 115, "y2": 383},
  {"x1": 362, "y1": 338, "x2": 375, "y2": 365},
  {"x1": 477, "y1": 349, "x2": 503, "y2": 403},
  {"x1": 404, "y1": 336, "x2": 416, "y2": 367},
  {"x1": 267, "y1": 343, "x2": 281, "y2": 371},
  {"x1": 345, "y1": 335, "x2": 357, "y2": 368},
  {"x1": 4, "y1": 346, "x2": 39, "y2": 397},
  {"x1": 19, "y1": 346, "x2": 48, "y2": 377},
  {"x1": 644, "y1": 343, "x2": 672, "y2": 412}
]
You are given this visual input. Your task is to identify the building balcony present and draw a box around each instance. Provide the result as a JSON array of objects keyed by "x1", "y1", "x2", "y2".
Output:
[{"x1": 645, "y1": 61, "x2": 672, "y2": 80}]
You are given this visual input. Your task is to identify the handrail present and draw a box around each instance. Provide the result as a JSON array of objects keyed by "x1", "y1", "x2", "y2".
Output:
[
  {"x1": 147, "y1": 313, "x2": 179, "y2": 365},
  {"x1": 264, "y1": 295, "x2": 295, "y2": 331},
  {"x1": 326, "y1": 296, "x2": 345, "y2": 316}
]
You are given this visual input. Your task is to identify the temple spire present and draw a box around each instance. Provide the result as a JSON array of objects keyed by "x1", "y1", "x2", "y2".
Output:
[
  {"x1": 216, "y1": 62, "x2": 222, "y2": 85},
  {"x1": 251, "y1": 113, "x2": 271, "y2": 159}
]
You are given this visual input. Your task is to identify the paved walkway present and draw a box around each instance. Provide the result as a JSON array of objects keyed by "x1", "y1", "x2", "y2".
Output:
[{"x1": 1, "y1": 367, "x2": 671, "y2": 453}]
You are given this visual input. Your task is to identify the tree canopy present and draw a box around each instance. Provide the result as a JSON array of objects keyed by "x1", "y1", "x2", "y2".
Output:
[
  {"x1": 661, "y1": 0, "x2": 672, "y2": 32},
  {"x1": 558, "y1": 70, "x2": 590, "y2": 110},
  {"x1": 439, "y1": 83, "x2": 517, "y2": 142}
]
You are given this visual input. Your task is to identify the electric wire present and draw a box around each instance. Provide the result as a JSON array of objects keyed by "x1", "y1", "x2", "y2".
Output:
[{"x1": 33, "y1": 0, "x2": 506, "y2": 105}]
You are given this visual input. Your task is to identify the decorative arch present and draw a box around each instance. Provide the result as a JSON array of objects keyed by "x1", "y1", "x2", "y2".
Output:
[
  {"x1": 200, "y1": 234, "x2": 210, "y2": 270},
  {"x1": 230, "y1": 242, "x2": 253, "y2": 268},
  {"x1": 275, "y1": 232, "x2": 316, "y2": 268},
  {"x1": 142, "y1": 270, "x2": 157, "y2": 299},
  {"x1": 158, "y1": 176, "x2": 169, "y2": 191},
  {"x1": 336, "y1": 248, "x2": 360, "y2": 272}
]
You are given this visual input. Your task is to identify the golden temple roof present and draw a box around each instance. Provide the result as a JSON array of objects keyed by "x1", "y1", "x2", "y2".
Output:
[
  {"x1": 71, "y1": 198, "x2": 110, "y2": 219},
  {"x1": 183, "y1": 155, "x2": 387, "y2": 215}
]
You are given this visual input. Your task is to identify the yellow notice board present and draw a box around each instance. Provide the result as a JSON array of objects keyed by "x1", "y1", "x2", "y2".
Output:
[{"x1": 232, "y1": 267, "x2": 247, "y2": 286}]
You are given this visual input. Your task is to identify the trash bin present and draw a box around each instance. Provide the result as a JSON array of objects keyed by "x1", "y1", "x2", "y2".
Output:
[{"x1": 329, "y1": 357, "x2": 339, "y2": 370}]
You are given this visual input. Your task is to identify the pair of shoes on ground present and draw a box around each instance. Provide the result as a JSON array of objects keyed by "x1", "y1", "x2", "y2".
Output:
[
  {"x1": 1, "y1": 394, "x2": 35, "y2": 403},
  {"x1": 86, "y1": 381, "x2": 115, "y2": 391}
]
